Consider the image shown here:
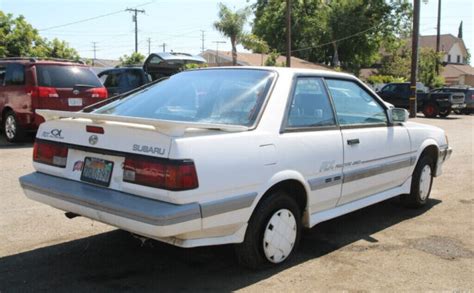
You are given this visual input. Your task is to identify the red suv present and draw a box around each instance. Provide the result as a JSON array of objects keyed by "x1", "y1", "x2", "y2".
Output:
[{"x1": 0, "y1": 58, "x2": 108, "y2": 142}]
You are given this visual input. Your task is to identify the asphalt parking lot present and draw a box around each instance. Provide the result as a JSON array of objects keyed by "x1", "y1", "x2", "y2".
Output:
[{"x1": 0, "y1": 114, "x2": 472, "y2": 292}]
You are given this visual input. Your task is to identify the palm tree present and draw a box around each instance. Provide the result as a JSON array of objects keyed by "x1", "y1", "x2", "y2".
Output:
[{"x1": 214, "y1": 3, "x2": 250, "y2": 66}]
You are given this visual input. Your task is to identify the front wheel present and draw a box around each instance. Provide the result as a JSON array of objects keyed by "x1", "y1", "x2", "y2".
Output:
[
  {"x1": 401, "y1": 155, "x2": 434, "y2": 208},
  {"x1": 235, "y1": 191, "x2": 301, "y2": 269},
  {"x1": 3, "y1": 111, "x2": 24, "y2": 143}
]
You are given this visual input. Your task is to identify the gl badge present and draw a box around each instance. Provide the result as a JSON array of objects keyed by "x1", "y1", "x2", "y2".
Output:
[{"x1": 89, "y1": 135, "x2": 98, "y2": 145}]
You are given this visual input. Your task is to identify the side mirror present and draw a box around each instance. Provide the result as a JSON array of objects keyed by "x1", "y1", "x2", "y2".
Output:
[{"x1": 389, "y1": 108, "x2": 409, "y2": 123}]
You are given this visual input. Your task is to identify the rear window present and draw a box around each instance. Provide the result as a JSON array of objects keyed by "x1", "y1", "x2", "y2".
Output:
[
  {"x1": 95, "y1": 69, "x2": 275, "y2": 127},
  {"x1": 36, "y1": 65, "x2": 102, "y2": 88}
]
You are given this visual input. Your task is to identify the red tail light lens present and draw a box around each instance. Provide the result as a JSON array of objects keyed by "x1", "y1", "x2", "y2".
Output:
[
  {"x1": 86, "y1": 125, "x2": 104, "y2": 134},
  {"x1": 88, "y1": 87, "x2": 108, "y2": 99},
  {"x1": 33, "y1": 141, "x2": 68, "y2": 168},
  {"x1": 28, "y1": 86, "x2": 59, "y2": 98},
  {"x1": 123, "y1": 157, "x2": 198, "y2": 191},
  {"x1": 471, "y1": 94, "x2": 474, "y2": 100}
]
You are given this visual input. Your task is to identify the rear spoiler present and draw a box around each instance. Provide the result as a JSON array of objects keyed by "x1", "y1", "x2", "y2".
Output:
[{"x1": 36, "y1": 110, "x2": 249, "y2": 136}]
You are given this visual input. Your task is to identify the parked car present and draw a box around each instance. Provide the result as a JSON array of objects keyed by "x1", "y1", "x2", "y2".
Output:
[
  {"x1": 0, "y1": 57, "x2": 108, "y2": 142},
  {"x1": 20, "y1": 67, "x2": 451, "y2": 268},
  {"x1": 431, "y1": 86, "x2": 474, "y2": 115},
  {"x1": 98, "y1": 67, "x2": 151, "y2": 97},
  {"x1": 143, "y1": 52, "x2": 206, "y2": 81},
  {"x1": 376, "y1": 82, "x2": 465, "y2": 118}
]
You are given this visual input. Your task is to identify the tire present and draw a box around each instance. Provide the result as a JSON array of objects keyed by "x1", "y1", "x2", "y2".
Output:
[
  {"x1": 235, "y1": 191, "x2": 302, "y2": 269},
  {"x1": 438, "y1": 108, "x2": 452, "y2": 118},
  {"x1": 422, "y1": 103, "x2": 439, "y2": 118},
  {"x1": 401, "y1": 155, "x2": 434, "y2": 208},
  {"x1": 2, "y1": 111, "x2": 25, "y2": 143}
]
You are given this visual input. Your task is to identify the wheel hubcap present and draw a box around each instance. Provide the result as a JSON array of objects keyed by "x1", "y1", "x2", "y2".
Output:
[
  {"x1": 419, "y1": 165, "x2": 432, "y2": 200},
  {"x1": 5, "y1": 115, "x2": 16, "y2": 140},
  {"x1": 263, "y1": 209, "x2": 297, "y2": 263}
]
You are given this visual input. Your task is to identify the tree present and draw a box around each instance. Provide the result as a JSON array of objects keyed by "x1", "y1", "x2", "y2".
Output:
[
  {"x1": 214, "y1": 3, "x2": 250, "y2": 65},
  {"x1": 119, "y1": 52, "x2": 145, "y2": 66},
  {"x1": 418, "y1": 48, "x2": 444, "y2": 88},
  {"x1": 252, "y1": 0, "x2": 412, "y2": 74},
  {"x1": 0, "y1": 10, "x2": 80, "y2": 60},
  {"x1": 240, "y1": 33, "x2": 269, "y2": 65}
]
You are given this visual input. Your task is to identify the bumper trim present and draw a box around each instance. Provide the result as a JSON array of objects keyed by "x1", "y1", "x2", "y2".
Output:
[{"x1": 19, "y1": 172, "x2": 201, "y2": 226}]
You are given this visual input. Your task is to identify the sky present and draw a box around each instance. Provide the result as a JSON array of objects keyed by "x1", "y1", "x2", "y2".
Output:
[{"x1": 0, "y1": 0, "x2": 472, "y2": 62}]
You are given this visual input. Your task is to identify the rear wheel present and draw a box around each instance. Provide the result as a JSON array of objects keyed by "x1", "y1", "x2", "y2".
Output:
[
  {"x1": 3, "y1": 111, "x2": 24, "y2": 143},
  {"x1": 401, "y1": 155, "x2": 434, "y2": 208},
  {"x1": 422, "y1": 103, "x2": 439, "y2": 118},
  {"x1": 235, "y1": 191, "x2": 301, "y2": 269},
  {"x1": 438, "y1": 108, "x2": 452, "y2": 118}
]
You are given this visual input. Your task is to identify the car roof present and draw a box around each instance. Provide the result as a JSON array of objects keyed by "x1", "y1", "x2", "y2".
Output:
[
  {"x1": 0, "y1": 58, "x2": 85, "y2": 66},
  {"x1": 196, "y1": 66, "x2": 356, "y2": 79}
]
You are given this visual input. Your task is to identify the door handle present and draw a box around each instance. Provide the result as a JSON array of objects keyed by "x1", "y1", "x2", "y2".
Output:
[{"x1": 347, "y1": 138, "x2": 360, "y2": 145}]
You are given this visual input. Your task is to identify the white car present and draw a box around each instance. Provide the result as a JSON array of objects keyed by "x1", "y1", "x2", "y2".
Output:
[{"x1": 20, "y1": 67, "x2": 452, "y2": 268}]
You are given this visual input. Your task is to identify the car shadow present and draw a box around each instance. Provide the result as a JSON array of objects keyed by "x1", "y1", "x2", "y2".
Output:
[
  {"x1": 415, "y1": 114, "x2": 461, "y2": 120},
  {"x1": 0, "y1": 132, "x2": 35, "y2": 149},
  {"x1": 0, "y1": 197, "x2": 441, "y2": 291}
]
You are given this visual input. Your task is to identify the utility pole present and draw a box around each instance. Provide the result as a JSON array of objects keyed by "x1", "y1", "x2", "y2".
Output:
[
  {"x1": 286, "y1": 0, "x2": 292, "y2": 67},
  {"x1": 126, "y1": 8, "x2": 145, "y2": 53},
  {"x1": 162, "y1": 43, "x2": 167, "y2": 52},
  {"x1": 200, "y1": 30, "x2": 205, "y2": 52},
  {"x1": 147, "y1": 38, "x2": 151, "y2": 55},
  {"x1": 92, "y1": 42, "x2": 97, "y2": 66},
  {"x1": 409, "y1": 0, "x2": 420, "y2": 118},
  {"x1": 435, "y1": 0, "x2": 441, "y2": 74},
  {"x1": 212, "y1": 41, "x2": 226, "y2": 66}
]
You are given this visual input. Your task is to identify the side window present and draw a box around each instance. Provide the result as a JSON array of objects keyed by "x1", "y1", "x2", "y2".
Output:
[
  {"x1": 326, "y1": 79, "x2": 387, "y2": 126},
  {"x1": 99, "y1": 73, "x2": 108, "y2": 84},
  {"x1": 0, "y1": 65, "x2": 6, "y2": 85},
  {"x1": 286, "y1": 77, "x2": 336, "y2": 128},
  {"x1": 5, "y1": 64, "x2": 25, "y2": 85},
  {"x1": 382, "y1": 84, "x2": 395, "y2": 92},
  {"x1": 104, "y1": 73, "x2": 120, "y2": 88}
]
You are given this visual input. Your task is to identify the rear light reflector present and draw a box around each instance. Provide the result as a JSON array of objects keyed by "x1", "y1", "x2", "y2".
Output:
[
  {"x1": 123, "y1": 156, "x2": 198, "y2": 191},
  {"x1": 33, "y1": 141, "x2": 68, "y2": 168},
  {"x1": 27, "y1": 86, "x2": 59, "y2": 98},
  {"x1": 86, "y1": 125, "x2": 104, "y2": 134},
  {"x1": 88, "y1": 87, "x2": 108, "y2": 99}
]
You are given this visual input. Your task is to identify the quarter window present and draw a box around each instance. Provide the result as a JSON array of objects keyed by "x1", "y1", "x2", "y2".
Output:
[
  {"x1": 286, "y1": 77, "x2": 336, "y2": 128},
  {"x1": 0, "y1": 66, "x2": 6, "y2": 85},
  {"x1": 5, "y1": 64, "x2": 25, "y2": 85},
  {"x1": 326, "y1": 79, "x2": 387, "y2": 126}
]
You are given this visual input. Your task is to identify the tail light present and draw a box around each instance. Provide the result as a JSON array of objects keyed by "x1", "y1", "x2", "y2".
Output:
[
  {"x1": 471, "y1": 94, "x2": 474, "y2": 100},
  {"x1": 27, "y1": 86, "x2": 59, "y2": 98},
  {"x1": 123, "y1": 156, "x2": 198, "y2": 191},
  {"x1": 88, "y1": 87, "x2": 108, "y2": 99},
  {"x1": 33, "y1": 140, "x2": 68, "y2": 168}
]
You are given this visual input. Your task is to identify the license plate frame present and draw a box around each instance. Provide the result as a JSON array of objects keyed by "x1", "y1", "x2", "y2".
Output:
[
  {"x1": 80, "y1": 157, "x2": 114, "y2": 187},
  {"x1": 68, "y1": 98, "x2": 83, "y2": 107}
]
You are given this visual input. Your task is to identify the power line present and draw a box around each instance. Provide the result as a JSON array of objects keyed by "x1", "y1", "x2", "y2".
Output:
[
  {"x1": 38, "y1": 1, "x2": 154, "y2": 31},
  {"x1": 286, "y1": 23, "x2": 382, "y2": 54}
]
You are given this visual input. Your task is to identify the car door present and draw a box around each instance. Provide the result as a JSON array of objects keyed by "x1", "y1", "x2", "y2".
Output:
[
  {"x1": 101, "y1": 71, "x2": 121, "y2": 97},
  {"x1": 279, "y1": 77, "x2": 343, "y2": 214},
  {"x1": 325, "y1": 78, "x2": 412, "y2": 205},
  {"x1": 0, "y1": 64, "x2": 6, "y2": 113}
]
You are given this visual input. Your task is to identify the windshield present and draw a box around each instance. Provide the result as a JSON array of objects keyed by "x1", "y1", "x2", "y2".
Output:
[
  {"x1": 36, "y1": 65, "x2": 102, "y2": 88},
  {"x1": 95, "y1": 69, "x2": 275, "y2": 126}
]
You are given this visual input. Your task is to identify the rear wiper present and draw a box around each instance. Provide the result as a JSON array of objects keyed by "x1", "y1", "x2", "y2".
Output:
[{"x1": 81, "y1": 76, "x2": 169, "y2": 113}]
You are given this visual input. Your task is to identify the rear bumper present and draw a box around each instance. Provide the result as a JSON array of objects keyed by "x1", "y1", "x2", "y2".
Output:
[
  {"x1": 451, "y1": 103, "x2": 466, "y2": 109},
  {"x1": 19, "y1": 172, "x2": 202, "y2": 238}
]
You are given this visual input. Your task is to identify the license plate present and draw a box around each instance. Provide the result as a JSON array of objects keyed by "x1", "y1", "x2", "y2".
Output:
[
  {"x1": 68, "y1": 98, "x2": 83, "y2": 106},
  {"x1": 81, "y1": 157, "x2": 114, "y2": 187}
]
